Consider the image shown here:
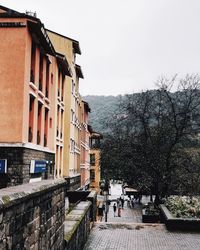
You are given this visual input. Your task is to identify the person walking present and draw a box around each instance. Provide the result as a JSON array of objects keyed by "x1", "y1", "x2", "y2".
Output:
[
  {"x1": 113, "y1": 203, "x2": 117, "y2": 217},
  {"x1": 131, "y1": 198, "x2": 134, "y2": 208},
  {"x1": 121, "y1": 198, "x2": 124, "y2": 209},
  {"x1": 118, "y1": 204, "x2": 122, "y2": 217},
  {"x1": 98, "y1": 204, "x2": 103, "y2": 221},
  {"x1": 116, "y1": 198, "x2": 120, "y2": 207}
]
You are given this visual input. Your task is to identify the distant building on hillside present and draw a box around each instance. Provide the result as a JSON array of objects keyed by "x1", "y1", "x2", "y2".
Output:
[{"x1": 89, "y1": 127, "x2": 103, "y2": 193}]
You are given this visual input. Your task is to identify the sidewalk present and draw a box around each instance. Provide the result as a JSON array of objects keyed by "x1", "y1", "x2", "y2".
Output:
[
  {"x1": 84, "y1": 186, "x2": 200, "y2": 250},
  {"x1": 104, "y1": 200, "x2": 143, "y2": 223},
  {"x1": 84, "y1": 222, "x2": 200, "y2": 250}
]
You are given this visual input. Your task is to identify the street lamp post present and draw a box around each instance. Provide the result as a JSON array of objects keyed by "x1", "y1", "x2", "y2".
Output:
[{"x1": 104, "y1": 190, "x2": 108, "y2": 222}]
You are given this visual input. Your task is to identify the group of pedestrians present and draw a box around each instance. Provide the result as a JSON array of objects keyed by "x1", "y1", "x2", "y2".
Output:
[
  {"x1": 113, "y1": 196, "x2": 124, "y2": 217},
  {"x1": 127, "y1": 194, "x2": 142, "y2": 208}
]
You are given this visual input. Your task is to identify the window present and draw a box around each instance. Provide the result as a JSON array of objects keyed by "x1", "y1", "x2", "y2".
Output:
[
  {"x1": 51, "y1": 73, "x2": 54, "y2": 84},
  {"x1": 60, "y1": 110, "x2": 63, "y2": 139},
  {"x1": 90, "y1": 170, "x2": 95, "y2": 181},
  {"x1": 90, "y1": 138, "x2": 100, "y2": 149},
  {"x1": 71, "y1": 80, "x2": 75, "y2": 95},
  {"x1": 70, "y1": 139, "x2": 75, "y2": 152},
  {"x1": 30, "y1": 42, "x2": 36, "y2": 83},
  {"x1": 71, "y1": 109, "x2": 74, "y2": 123},
  {"x1": 46, "y1": 61, "x2": 50, "y2": 98},
  {"x1": 39, "y1": 53, "x2": 44, "y2": 91},
  {"x1": 61, "y1": 73, "x2": 64, "y2": 101},
  {"x1": 28, "y1": 95, "x2": 35, "y2": 142},
  {"x1": 37, "y1": 102, "x2": 42, "y2": 145},
  {"x1": 90, "y1": 154, "x2": 95, "y2": 166},
  {"x1": 49, "y1": 118, "x2": 52, "y2": 128},
  {"x1": 58, "y1": 68, "x2": 61, "y2": 97},
  {"x1": 44, "y1": 108, "x2": 48, "y2": 147}
]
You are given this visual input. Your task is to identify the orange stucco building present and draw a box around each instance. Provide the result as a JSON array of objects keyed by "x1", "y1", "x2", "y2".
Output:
[
  {"x1": 89, "y1": 130, "x2": 103, "y2": 193},
  {"x1": 0, "y1": 5, "x2": 84, "y2": 189}
]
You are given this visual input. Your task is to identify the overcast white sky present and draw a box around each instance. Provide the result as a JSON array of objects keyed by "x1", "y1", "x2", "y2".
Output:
[{"x1": 1, "y1": 0, "x2": 200, "y2": 96}]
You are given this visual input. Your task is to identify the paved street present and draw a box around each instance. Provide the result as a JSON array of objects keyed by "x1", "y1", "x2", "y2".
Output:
[
  {"x1": 84, "y1": 223, "x2": 200, "y2": 250},
  {"x1": 84, "y1": 183, "x2": 200, "y2": 250},
  {"x1": 106, "y1": 182, "x2": 150, "y2": 223}
]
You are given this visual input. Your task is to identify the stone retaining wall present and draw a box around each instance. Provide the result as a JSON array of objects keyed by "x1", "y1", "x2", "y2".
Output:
[
  {"x1": 0, "y1": 179, "x2": 66, "y2": 249},
  {"x1": 87, "y1": 191, "x2": 97, "y2": 223},
  {"x1": 64, "y1": 201, "x2": 91, "y2": 250}
]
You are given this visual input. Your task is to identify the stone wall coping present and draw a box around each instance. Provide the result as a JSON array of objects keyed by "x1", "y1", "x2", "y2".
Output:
[
  {"x1": 87, "y1": 190, "x2": 97, "y2": 199},
  {"x1": 66, "y1": 214, "x2": 83, "y2": 221},
  {"x1": 75, "y1": 201, "x2": 91, "y2": 209},
  {"x1": 65, "y1": 174, "x2": 81, "y2": 179},
  {"x1": 0, "y1": 179, "x2": 66, "y2": 209},
  {"x1": 64, "y1": 201, "x2": 91, "y2": 241}
]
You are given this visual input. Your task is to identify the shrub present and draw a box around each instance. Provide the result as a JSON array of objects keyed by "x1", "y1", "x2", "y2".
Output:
[{"x1": 164, "y1": 196, "x2": 200, "y2": 218}]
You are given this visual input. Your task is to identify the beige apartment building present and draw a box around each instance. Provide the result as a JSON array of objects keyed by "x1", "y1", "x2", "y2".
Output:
[
  {"x1": 80, "y1": 101, "x2": 91, "y2": 190},
  {"x1": 47, "y1": 30, "x2": 84, "y2": 190}
]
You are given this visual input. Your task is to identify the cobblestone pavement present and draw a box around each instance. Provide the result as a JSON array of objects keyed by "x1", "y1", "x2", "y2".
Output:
[{"x1": 84, "y1": 223, "x2": 200, "y2": 250}]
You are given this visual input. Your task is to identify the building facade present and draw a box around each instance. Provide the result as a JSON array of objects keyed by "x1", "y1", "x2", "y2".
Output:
[
  {"x1": 89, "y1": 130, "x2": 103, "y2": 193},
  {"x1": 47, "y1": 30, "x2": 84, "y2": 190},
  {"x1": 80, "y1": 101, "x2": 91, "y2": 190},
  {"x1": 0, "y1": 5, "x2": 83, "y2": 190}
]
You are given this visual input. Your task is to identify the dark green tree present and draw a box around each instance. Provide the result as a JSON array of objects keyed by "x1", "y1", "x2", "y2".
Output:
[{"x1": 101, "y1": 75, "x2": 200, "y2": 203}]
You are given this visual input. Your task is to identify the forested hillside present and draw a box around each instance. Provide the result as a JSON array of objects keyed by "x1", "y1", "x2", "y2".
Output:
[{"x1": 83, "y1": 95, "x2": 120, "y2": 132}]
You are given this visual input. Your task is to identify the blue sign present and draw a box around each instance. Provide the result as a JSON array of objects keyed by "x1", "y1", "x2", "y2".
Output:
[
  {"x1": 0, "y1": 159, "x2": 7, "y2": 173},
  {"x1": 30, "y1": 160, "x2": 47, "y2": 173}
]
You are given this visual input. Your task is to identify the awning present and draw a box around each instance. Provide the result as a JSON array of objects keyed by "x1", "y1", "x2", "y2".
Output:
[
  {"x1": 124, "y1": 187, "x2": 138, "y2": 195},
  {"x1": 28, "y1": 20, "x2": 55, "y2": 56},
  {"x1": 56, "y1": 53, "x2": 72, "y2": 77},
  {"x1": 75, "y1": 64, "x2": 84, "y2": 79}
]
